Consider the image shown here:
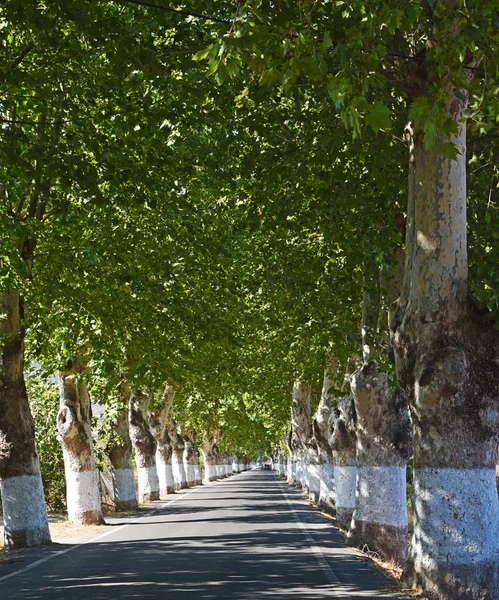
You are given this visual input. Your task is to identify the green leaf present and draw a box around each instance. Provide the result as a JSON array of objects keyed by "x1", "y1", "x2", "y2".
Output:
[
  {"x1": 437, "y1": 141, "x2": 460, "y2": 160},
  {"x1": 321, "y1": 31, "x2": 333, "y2": 52},
  {"x1": 410, "y1": 97, "x2": 431, "y2": 121},
  {"x1": 423, "y1": 121, "x2": 438, "y2": 149},
  {"x1": 193, "y1": 45, "x2": 214, "y2": 62},
  {"x1": 365, "y1": 101, "x2": 391, "y2": 133}
]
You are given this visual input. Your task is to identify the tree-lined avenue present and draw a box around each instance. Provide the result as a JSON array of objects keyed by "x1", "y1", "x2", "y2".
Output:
[{"x1": 0, "y1": 470, "x2": 407, "y2": 599}]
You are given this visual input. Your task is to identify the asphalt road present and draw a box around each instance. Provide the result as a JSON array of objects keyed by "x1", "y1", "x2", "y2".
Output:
[{"x1": 0, "y1": 470, "x2": 409, "y2": 599}]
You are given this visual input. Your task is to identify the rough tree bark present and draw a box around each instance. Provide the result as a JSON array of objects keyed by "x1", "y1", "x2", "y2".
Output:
[
  {"x1": 290, "y1": 381, "x2": 312, "y2": 491},
  {"x1": 183, "y1": 428, "x2": 202, "y2": 486},
  {"x1": 330, "y1": 395, "x2": 357, "y2": 530},
  {"x1": 105, "y1": 384, "x2": 138, "y2": 511},
  {"x1": 201, "y1": 431, "x2": 218, "y2": 482},
  {"x1": 348, "y1": 366, "x2": 412, "y2": 563},
  {"x1": 148, "y1": 385, "x2": 176, "y2": 498},
  {"x1": 312, "y1": 358, "x2": 338, "y2": 514},
  {"x1": 169, "y1": 424, "x2": 187, "y2": 490},
  {"x1": 57, "y1": 351, "x2": 105, "y2": 525},
  {"x1": 0, "y1": 289, "x2": 51, "y2": 548},
  {"x1": 129, "y1": 390, "x2": 159, "y2": 503},
  {"x1": 390, "y1": 90, "x2": 499, "y2": 597},
  {"x1": 347, "y1": 271, "x2": 412, "y2": 563}
]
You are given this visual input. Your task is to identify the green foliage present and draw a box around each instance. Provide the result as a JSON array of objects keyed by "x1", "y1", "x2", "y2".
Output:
[
  {"x1": 26, "y1": 372, "x2": 66, "y2": 512},
  {"x1": 1, "y1": 0, "x2": 499, "y2": 469}
]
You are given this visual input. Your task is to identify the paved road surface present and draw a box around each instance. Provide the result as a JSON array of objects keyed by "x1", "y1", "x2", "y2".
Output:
[{"x1": 0, "y1": 470, "x2": 409, "y2": 599}]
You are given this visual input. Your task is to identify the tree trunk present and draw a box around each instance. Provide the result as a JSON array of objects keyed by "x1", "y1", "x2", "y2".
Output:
[
  {"x1": 0, "y1": 290, "x2": 51, "y2": 548},
  {"x1": 347, "y1": 365, "x2": 412, "y2": 563},
  {"x1": 391, "y1": 100, "x2": 499, "y2": 597},
  {"x1": 290, "y1": 381, "x2": 312, "y2": 489},
  {"x1": 232, "y1": 455, "x2": 240, "y2": 474},
  {"x1": 169, "y1": 425, "x2": 187, "y2": 490},
  {"x1": 148, "y1": 385, "x2": 176, "y2": 498},
  {"x1": 57, "y1": 351, "x2": 105, "y2": 525},
  {"x1": 183, "y1": 429, "x2": 202, "y2": 487},
  {"x1": 106, "y1": 387, "x2": 138, "y2": 511},
  {"x1": 201, "y1": 432, "x2": 217, "y2": 482},
  {"x1": 313, "y1": 360, "x2": 337, "y2": 513},
  {"x1": 331, "y1": 395, "x2": 357, "y2": 530},
  {"x1": 346, "y1": 270, "x2": 412, "y2": 563},
  {"x1": 129, "y1": 390, "x2": 159, "y2": 503}
]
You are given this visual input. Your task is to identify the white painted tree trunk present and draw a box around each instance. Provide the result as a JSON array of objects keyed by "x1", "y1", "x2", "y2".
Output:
[
  {"x1": 112, "y1": 468, "x2": 137, "y2": 510},
  {"x1": 307, "y1": 459, "x2": 321, "y2": 504},
  {"x1": 183, "y1": 429, "x2": 202, "y2": 487},
  {"x1": 0, "y1": 290, "x2": 51, "y2": 548},
  {"x1": 106, "y1": 388, "x2": 138, "y2": 511},
  {"x1": 172, "y1": 449, "x2": 187, "y2": 490},
  {"x1": 201, "y1": 432, "x2": 218, "y2": 482},
  {"x1": 129, "y1": 390, "x2": 159, "y2": 503},
  {"x1": 313, "y1": 360, "x2": 338, "y2": 514},
  {"x1": 391, "y1": 92, "x2": 499, "y2": 597},
  {"x1": 348, "y1": 366, "x2": 411, "y2": 563},
  {"x1": 331, "y1": 396, "x2": 357, "y2": 530},
  {"x1": 318, "y1": 462, "x2": 335, "y2": 513},
  {"x1": 204, "y1": 460, "x2": 217, "y2": 482},
  {"x1": 289, "y1": 382, "x2": 312, "y2": 491},
  {"x1": 287, "y1": 456, "x2": 293, "y2": 483},
  {"x1": 148, "y1": 385, "x2": 177, "y2": 498},
  {"x1": 156, "y1": 443, "x2": 174, "y2": 497},
  {"x1": 57, "y1": 353, "x2": 104, "y2": 525}
]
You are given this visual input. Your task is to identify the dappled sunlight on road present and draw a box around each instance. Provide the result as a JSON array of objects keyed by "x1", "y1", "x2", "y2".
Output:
[{"x1": 0, "y1": 471, "x2": 408, "y2": 599}]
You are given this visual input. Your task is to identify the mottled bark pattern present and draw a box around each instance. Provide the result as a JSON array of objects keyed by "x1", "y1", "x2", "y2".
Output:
[
  {"x1": 313, "y1": 360, "x2": 338, "y2": 512},
  {"x1": 347, "y1": 364, "x2": 411, "y2": 563},
  {"x1": 330, "y1": 395, "x2": 357, "y2": 530},
  {"x1": 169, "y1": 424, "x2": 187, "y2": 490},
  {"x1": 148, "y1": 385, "x2": 176, "y2": 498},
  {"x1": 201, "y1": 432, "x2": 218, "y2": 482},
  {"x1": 0, "y1": 290, "x2": 51, "y2": 548},
  {"x1": 106, "y1": 387, "x2": 138, "y2": 511},
  {"x1": 391, "y1": 99, "x2": 499, "y2": 598},
  {"x1": 183, "y1": 429, "x2": 202, "y2": 486},
  {"x1": 57, "y1": 352, "x2": 105, "y2": 525},
  {"x1": 129, "y1": 390, "x2": 159, "y2": 502},
  {"x1": 289, "y1": 381, "x2": 312, "y2": 490}
]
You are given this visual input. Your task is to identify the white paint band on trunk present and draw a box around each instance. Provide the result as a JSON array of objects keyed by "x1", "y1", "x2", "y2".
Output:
[
  {"x1": 308, "y1": 463, "x2": 321, "y2": 494},
  {"x1": 319, "y1": 462, "x2": 335, "y2": 494},
  {"x1": 205, "y1": 464, "x2": 217, "y2": 481},
  {"x1": 186, "y1": 464, "x2": 198, "y2": 483},
  {"x1": 232, "y1": 462, "x2": 239, "y2": 473},
  {"x1": 138, "y1": 465, "x2": 159, "y2": 497},
  {"x1": 1, "y1": 474, "x2": 50, "y2": 541},
  {"x1": 112, "y1": 468, "x2": 137, "y2": 503},
  {"x1": 65, "y1": 469, "x2": 101, "y2": 520},
  {"x1": 353, "y1": 465, "x2": 407, "y2": 528},
  {"x1": 335, "y1": 465, "x2": 357, "y2": 509},
  {"x1": 411, "y1": 467, "x2": 499, "y2": 567},
  {"x1": 156, "y1": 461, "x2": 174, "y2": 494},
  {"x1": 172, "y1": 456, "x2": 187, "y2": 485}
]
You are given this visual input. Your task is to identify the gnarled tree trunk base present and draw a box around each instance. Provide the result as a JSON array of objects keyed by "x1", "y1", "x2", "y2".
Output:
[
  {"x1": 346, "y1": 465, "x2": 408, "y2": 563},
  {"x1": 1, "y1": 474, "x2": 51, "y2": 547},
  {"x1": 402, "y1": 467, "x2": 499, "y2": 600},
  {"x1": 112, "y1": 468, "x2": 138, "y2": 511},
  {"x1": 137, "y1": 466, "x2": 160, "y2": 503},
  {"x1": 335, "y1": 465, "x2": 356, "y2": 530}
]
